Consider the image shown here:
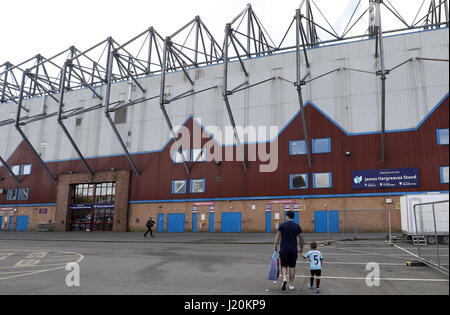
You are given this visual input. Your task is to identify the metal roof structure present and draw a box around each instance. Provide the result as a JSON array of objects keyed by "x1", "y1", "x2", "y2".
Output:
[{"x1": 0, "y1": 0, "x2": 449, "y2": 182}]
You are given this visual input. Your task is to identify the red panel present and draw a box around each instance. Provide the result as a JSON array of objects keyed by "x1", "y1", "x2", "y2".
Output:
[{"x1": 0, "y1": 96, "x2": 448, "y2": 205}]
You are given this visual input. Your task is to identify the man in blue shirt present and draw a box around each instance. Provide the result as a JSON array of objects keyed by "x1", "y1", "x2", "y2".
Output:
[{"x1": 273, "y1": 211, "x2": 304, "y2": 291}]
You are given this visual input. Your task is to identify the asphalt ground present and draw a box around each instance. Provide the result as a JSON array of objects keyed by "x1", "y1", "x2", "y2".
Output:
[{"x1": 0, "y1": 232, "x2": 448, "y2": 295}]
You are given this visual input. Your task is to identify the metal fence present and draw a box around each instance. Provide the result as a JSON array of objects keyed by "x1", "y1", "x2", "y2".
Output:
[
  {"x1": 412, "y1": 200, "x2": 449, "y2": 276},
  {"x1": 307, "y1": 208, "x2": 395, "y2": 244}
]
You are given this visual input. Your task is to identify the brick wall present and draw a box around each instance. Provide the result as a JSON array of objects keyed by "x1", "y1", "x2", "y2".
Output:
[
  {"x1": 128, "y1": 196, "x2": 401, "y2": 233},
  {"x1": 55, "y1": 170, "x2": 130, "y2": 232}
]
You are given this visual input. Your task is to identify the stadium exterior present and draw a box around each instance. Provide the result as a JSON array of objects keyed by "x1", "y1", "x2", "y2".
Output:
[{"x1": 0, "y1": 1, "x2": 449, "y2": 233}]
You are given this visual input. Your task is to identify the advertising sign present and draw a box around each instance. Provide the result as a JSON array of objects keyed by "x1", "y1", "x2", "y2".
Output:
[
  {"x1": 70, "y1": 204, "x2": 92, "y2": 210},
  {"x1": 352, "y1": 168, "x2": 420, "y2": 190}
]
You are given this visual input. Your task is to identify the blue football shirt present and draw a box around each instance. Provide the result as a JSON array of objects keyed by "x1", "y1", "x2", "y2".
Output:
[{"x1": 304, "y1": 250, "x2": 323, "y2": 270}]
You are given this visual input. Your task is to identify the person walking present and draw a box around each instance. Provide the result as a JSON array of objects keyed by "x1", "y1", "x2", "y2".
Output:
[
  {"x1": 144, "y1": 217, "x2": 155, "y2": 238},
  {"x1": 303, "y1": 241, "x2": 323, "y2": 294},
  {"x1": 273, "y1": 211, "x2": 304, "y2": 292}
]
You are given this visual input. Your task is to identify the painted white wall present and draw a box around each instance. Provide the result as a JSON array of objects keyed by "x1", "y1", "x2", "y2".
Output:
[{"x1": 0, "y1": 28, "x2": 448, "y2": 163}]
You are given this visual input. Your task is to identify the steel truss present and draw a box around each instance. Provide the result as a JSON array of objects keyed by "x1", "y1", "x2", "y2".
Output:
[{"x1": 1, "y1": 1, "x2": 449, "y2": 180}]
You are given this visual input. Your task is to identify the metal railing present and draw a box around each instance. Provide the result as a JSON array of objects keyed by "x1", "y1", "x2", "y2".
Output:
[{"x1": 413, "y1": 200, "x2": 449, "y2": 276}]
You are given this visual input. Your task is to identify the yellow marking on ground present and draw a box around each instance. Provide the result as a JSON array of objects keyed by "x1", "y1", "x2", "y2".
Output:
[
  {"x1": 15, "y1": 259, "x2": 40, "y2": 267},
  {"x1": 0, "y1": 250, "x2": 84, "y2": 281},
  {"x1": 26, "y1": 251, "x2": 48, "y2": 259},
  {"x1": 0, "y1": 253, "x2": 13, "y2": 261}
]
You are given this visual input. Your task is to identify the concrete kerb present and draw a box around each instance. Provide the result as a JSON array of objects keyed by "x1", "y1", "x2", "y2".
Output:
[{"x1": 0, "y1": 232, "x2": 391, "y2": 245}]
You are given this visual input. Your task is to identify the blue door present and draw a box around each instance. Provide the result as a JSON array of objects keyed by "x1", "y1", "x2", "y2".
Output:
[
  {"x1": 8, "y1": 216, "x2": 13, "y2": 231},
  {"x1": 221, "y1": 213, "x2": 242, "y2": 233},
  {"x1": 192, "y1": 213, "x2": 198, "y2": 233},
  {"x1": 0, "y1": 216, "x2": 2, "y2": 231},
  {"x1": 284, "y1": 211, "x2": 300, "y2": 225},
  {"x1": 314, "y1": 211, "x2": 339, "y2": 233},
  {"x1": 266, "y1": 212, "x2": 271, "y2": 233},
  {"x1": 16, "y1": 216, "x2": 29, "y2": 231},
  {"x1": 209, "y1": 213, "x2": 214, "y2": 232},
  {"x1": 167, "y1": 214, "x2": 185, "y2": 233},
  {"x1": 157, "y1": 214, "x2": 164, "y2": 233}
]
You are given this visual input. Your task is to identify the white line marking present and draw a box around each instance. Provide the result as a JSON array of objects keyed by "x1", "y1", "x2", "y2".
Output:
[
  {"x1": 0, "y1": 253, "x2": 13, "y2": 261},
  {"x1": 295, "y1": 275, "x2": 448, "y2": 282},
  {"x1": 299, "y1": 261, "x2": 405, "y2": 266},
  {"x1": 328, "y1": 247, "x2": 449, "y2": 252},
  {"x1": 317, "y1": 253, "x2": 447, "y2": 257}
]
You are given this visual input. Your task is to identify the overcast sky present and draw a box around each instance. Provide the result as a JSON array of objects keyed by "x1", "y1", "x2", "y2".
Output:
[{"x1": 0, "y1": 0, "x2": 436, "y2": 65}]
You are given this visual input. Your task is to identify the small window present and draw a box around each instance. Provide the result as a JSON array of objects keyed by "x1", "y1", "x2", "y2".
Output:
[
  {"x1": 22, "y1": 164, "x2": 32, "y2": 175},
  {"x1": 7, "y1": 189, "x2": 17, "y2": 201},
  {"x1": 313, "y1": 172, "x2": 332, "y2": 188},
  {"x1": 114, "y1": 107, "x2": 127, "y2": 124},
  {"x1": 19, "y1": 188, "x2": 29, "y2": 201},
  {"x1": 441, "y1": 166, "x2": 449, "y2": 184},
  {"x1": 290, "y1": 174, "x2": 308, "y2": 190},
  {"x1": 173, "y1": 150, "x2": 189, "y2": 164},
  {"x1": 92, "y1": 86, "x2": 102, "y2": 99},
  {"x1": 437, "y1": 129, "x2": 449, "y2": 145},
  {"x1": 312, "y1": 138, "x2": 331, "y2": 154},
  {"x1": 172, "y1": 180, "x2": 187, "y2": 194},
  {"x1": 290, "y1": 140, "x2": 307, "y2": 156},
  {"x1": 190, "y1": 179, "x2": 205, "y2": 193},
  {"x1": 10, "y1": 165, "x2": 20, "y2": 176},
  {"x1": 191, "y1": 148, "x2": 206, "y2": 162},
  {"x1": 75, "y1": 118, "x2": 83, "y2": 127}
]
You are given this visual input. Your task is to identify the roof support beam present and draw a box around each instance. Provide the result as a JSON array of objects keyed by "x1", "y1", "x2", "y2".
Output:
[
  {"x1": 373, "y1": 0, "x2": 388, "y2": 163},
  {"x1": 0, "y1": 155, "x2": 21, "y2": 184},
  {"x1": 296, "y1": 10, "x2": 312, "y2": 169},
  {"x1": 15, "y1": 70, "x2": 56, "y2": 183},
  {"x1": 57, "y1": 61, "x2": 95, "y2": 178},
  {"x1": 159, "y1": 37, "x2": 191, "y2": 176},
  {"x1": 104, "y1": 45, "x2": 141, "y2": 177},
  {"x1": 223, "y1": 24, "x2": 248, "y2": 172}
]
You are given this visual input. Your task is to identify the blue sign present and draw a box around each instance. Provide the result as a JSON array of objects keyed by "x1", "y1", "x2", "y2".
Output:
[
  {"x1": 94, "y1": 204, "x2": 114, "y2": 209},
  {"x1": 352, "y1": 168, "x2": 420, "y2": 190},
  {"x1": 70, "y1": 204, "x2": 91, "y2": 210},
  {"x1": 70, "y1": 203, "x2": 114, "y2": 210}
]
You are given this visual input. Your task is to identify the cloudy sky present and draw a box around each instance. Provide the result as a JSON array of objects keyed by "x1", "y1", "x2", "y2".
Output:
[{"x1": 0, "y1": 0, "x2": 437, "y2": 65}]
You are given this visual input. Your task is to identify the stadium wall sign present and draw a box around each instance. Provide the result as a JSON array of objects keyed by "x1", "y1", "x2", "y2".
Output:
[{"x1": 352, "y1": 168, "x2": 420, "y2": 190}]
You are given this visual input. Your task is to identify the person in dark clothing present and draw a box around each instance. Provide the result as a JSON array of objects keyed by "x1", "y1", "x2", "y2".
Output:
[
  {"x1": 144, "y1": 217, "x2": 155, "y2": 238},
  {"x1": 273, "y1": 211, "x2": 304, "y2": 292}
]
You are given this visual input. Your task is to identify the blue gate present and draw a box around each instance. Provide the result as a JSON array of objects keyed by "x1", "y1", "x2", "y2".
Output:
[
  {"x1": 192, "y1": 213, "x2": 198, "y2": 233},
  {"x1": 314, "y1": 211, "x2": 339, "y2": 233},
  {"x1": 209, "y1": 213, "x2": 214, "y2": 232},
  {"x1": 16, "y1": 216, "x2": 29, "y2": 231},
  {"x1": 221, "y1": 213, "x2": 242, "y2": 233},
  {"x1": 157, "y1": 214, "x2": 164, "y2": 233},
  {"x1": 266, "y1": 212, "x2": 271, "y2": 233},
  {"x1": 167, "y1": 213, "x2": 185, "y2": 233},
  {"x1": 0, "y1": 216, "x2": 2, "y2": 231}
]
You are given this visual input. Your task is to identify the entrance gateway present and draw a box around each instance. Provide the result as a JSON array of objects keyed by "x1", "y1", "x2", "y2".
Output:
[{"x1": 69, "y1": 182, "x2": 116, "y2": 232}]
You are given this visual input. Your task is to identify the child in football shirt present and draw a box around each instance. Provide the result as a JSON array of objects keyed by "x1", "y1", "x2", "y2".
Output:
[{"x1": 303, "y1": 242, "x2": 323, "y2": 293}]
